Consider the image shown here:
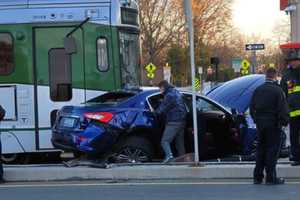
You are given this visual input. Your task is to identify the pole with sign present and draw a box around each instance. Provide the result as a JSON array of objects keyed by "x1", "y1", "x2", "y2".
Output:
[
  {"x1": 245, "y1": 43, "x2": 265, "y2": 74},
  {"x1": 145, "y1": 63, "x2": 157, "y2": 79},
  {"x1": 183, "y1": 0, "x2": 199, "y2": 164}
]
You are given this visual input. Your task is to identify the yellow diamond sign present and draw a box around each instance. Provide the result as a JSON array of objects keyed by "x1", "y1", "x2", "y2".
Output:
[
  {"x1": 145, "y1": 63, "x2": 157, "y2": 72},
  {"x1": 241, "y1": 59, "x2": 250, "y2": 70}
]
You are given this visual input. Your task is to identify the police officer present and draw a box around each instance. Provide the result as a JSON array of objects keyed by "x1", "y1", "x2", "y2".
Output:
[
  {"x1": 155, "y1": 80, "x2": 187, "y2": 163},
  {"x1": 280, "y1": 48, "x2": 300, "y2": 166},
  {"x1": 0, "y1": 105, "x2": 5, "y2": 183},
  {"x1": 250, "y1": 68, "x2": 289, "y2": 185}
]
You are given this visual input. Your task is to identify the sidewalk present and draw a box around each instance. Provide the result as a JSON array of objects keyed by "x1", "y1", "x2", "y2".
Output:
[{"x1": 3, "y1": 163, "x2": 300, "y2": 182}]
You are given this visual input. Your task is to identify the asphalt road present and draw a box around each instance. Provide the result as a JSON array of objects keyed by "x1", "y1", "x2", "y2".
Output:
[{"x1": 0, "y1": 180, "x2": 300, "y2": 200}]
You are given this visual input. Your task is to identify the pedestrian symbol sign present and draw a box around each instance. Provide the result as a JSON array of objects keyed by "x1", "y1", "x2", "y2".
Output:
[
  {"x1": 241, "y1": 59, "x2": 250, "y2": 70},
  {"x1": 145, "y1": 63, "x2": 157, "y2": 73},
  {"x1": 145, "y1": 63, "x2": 157, "y2": 79}
]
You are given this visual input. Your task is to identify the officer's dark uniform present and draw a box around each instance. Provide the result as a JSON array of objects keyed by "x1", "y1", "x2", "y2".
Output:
[
  {"x1": 280, "y1": 49, "x2": 300, "y2": 164},
  {"x1": 250, "y1": 79, "x2": 289, "y2": 184}
]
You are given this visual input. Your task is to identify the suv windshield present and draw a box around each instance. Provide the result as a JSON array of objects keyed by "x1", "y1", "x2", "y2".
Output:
[
  {"x1": 119, "y1": 31, "x2": 140, "y2": 87},
  {"x1": 87, "y1": 92, "x2": 135, "y2": 104}
]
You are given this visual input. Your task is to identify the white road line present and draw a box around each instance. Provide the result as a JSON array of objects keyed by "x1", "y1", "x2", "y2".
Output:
[{"x1": 1, "y1": 181, "x2": 300, "y2": 188}]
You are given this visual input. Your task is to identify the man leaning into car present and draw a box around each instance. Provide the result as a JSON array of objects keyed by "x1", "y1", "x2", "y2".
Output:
[
  {"x1": 250, "y1": 67, "x2": 289, "y2": 185},
  {"x1": 155, "y1": 80, "x2": 187, "y2": 163}
]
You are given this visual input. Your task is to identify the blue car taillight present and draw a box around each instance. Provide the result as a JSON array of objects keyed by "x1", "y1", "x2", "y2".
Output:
[{"x1": 84, "y1": 112, "x2": 114, "y2": 123}]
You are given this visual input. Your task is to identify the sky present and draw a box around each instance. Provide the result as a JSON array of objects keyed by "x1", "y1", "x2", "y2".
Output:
[{"x1": 233, "y1": 0, "x2": 288, "y2": 37}]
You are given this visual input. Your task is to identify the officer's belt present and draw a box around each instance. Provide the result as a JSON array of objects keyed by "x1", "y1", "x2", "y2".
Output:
[
  {"x1": 290, "y1": 110, "x2": 300, "y2": 118},
  {"x1": 288, "y1": 86, "x2": 300, "y2": 94}
]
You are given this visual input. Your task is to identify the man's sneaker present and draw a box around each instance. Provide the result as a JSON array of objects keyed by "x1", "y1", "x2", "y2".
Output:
[
  {"x1": 291, "y1": 161, "x2": 300, "y2": 166},
  {"x1": 162, "y1": 156, "x2": 174, "y2": 164},
  {"x1": 253, "y1": 179, "x2": 263, "y2": 185},
  {"x1": 266, "y1": 178, "x2": 285, "y2": 185}
]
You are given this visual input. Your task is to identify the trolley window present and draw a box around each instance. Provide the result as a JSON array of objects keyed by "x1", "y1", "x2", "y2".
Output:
[
  {"x1": 119, "y1": 31, "x2": 140, "y2": 87},
  {"x1": 48, "y1": 48, "x2": 72, "y2": 101},
  {"x1": 0, "y1": 33, "x2": 14, "y2": 75},
  {"x1": 97, "y1": 37, "x2": 109, "y2": 71}
]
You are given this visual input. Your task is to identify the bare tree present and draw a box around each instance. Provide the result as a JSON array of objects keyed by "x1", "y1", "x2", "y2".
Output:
[{"x1": 139, "y1": 0, "x2": 185, "y2": 66}]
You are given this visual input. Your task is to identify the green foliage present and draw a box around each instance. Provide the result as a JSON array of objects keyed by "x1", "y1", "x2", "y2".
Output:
[{"x1": 166, "y1": 45, "x2": 188, "y2": 86}]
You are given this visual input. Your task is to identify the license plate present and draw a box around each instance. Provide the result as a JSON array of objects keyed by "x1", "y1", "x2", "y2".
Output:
[{"x1": 60, "y1": 117, "x2": 76, "y2": 128}]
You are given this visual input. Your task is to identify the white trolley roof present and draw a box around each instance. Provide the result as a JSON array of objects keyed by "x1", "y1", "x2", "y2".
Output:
[{"x1": 0, "y1": 0, "x2": 138, "y2": 26}]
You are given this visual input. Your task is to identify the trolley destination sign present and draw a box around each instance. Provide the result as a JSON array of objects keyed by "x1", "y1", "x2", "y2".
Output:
[{"x1": 245, "y1": 43, "x2": 265, "y2": 51}]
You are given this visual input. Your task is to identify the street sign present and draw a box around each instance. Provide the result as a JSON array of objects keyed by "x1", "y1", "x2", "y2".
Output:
[
  {"x1": 145, "y1": 63, "x2": 157, "y2": 72},
  {"x1": 245, "y1": 44, "x2": 265, "y2": 51},
  {"x1": 145, "y1": 63, "x2": 157, "y2": 79},
  {"x1": 241, "y1": 68, "x2": 249, "y2": 76},
  {"x1": 241, "y1": 59, "x2": 250, "y2": 70},
  {"x1": 146, "y1": 72, "x2": 155, "y2": 79},
  {"x1": 232, "y1": 58, "x2": 242, "y2": 73}
]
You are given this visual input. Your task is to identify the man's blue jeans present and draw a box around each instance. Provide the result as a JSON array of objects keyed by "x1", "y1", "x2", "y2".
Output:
[{"x1": 161, "y1": 121, "x2": 186, "y2": 158}]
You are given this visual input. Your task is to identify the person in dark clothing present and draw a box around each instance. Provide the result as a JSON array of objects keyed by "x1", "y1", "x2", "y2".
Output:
[
  {"x1": 280, "y1": 48, "x2": 300, "y2": 166},
  {"x1": 250, "y1": 68, "x2": 289, "y2": 185},
  {"x1": 155, "y1": 80, "x2": 187, "y2": 163},
  {"x1": 0, "y1": 105, "x2": 5, "y2": 183}
]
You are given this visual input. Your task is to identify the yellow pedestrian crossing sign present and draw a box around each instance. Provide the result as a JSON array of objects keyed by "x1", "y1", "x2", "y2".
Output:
[
  {"x1": 147, "y1": 72, "x2": 155, "y2": 79},
  {"x1": 241, "y1": 59, "x2": 250, "y2": 70},
  {"x1": 145, "y1": 63, "x2": 157, "y2": 79},
  {"x1": 240, "y1": 69, "x2": 249, "y2": 76},
  {"x1": 145, "y1": 63, "x2": 157, "y2": 73}
]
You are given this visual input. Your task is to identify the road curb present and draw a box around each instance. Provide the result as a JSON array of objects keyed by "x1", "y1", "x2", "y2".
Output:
[{"x1": 3, "y1": 164, "x2": 300, "y2": 182}]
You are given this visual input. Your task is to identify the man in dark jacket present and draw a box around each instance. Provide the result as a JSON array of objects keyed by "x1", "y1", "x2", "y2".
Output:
[
  {"x1": 155, "y1": 80, "x2": 187, "y2": 163},
  {"x1": 250, "y1": 67, "x2": 289, "y2": 185},
  {"x1": 0, "y1": 105, "x2": 5, "y2": 183},
  {"x1": 280, "y1": 48, "x2": 300, "y2": 166}
]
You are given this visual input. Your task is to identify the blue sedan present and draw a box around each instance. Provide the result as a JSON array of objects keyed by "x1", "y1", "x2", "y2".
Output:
[{"x1": 52, "y1": 88, "x2": 251, "y2": 163}]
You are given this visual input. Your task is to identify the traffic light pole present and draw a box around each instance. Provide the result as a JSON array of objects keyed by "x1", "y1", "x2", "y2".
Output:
[{"x1": 183, "y1": 0, "x2": 200, "y2": 164}]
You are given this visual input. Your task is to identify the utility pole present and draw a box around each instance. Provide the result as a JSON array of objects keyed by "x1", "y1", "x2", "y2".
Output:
[{"x1": 183, "y1": 0, "x2": 200, "y2": 164}]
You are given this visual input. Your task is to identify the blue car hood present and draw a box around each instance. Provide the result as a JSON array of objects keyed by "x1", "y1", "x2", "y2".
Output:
[{"x1": 206, "y1": 75, "x2": 265, "y2": 113}]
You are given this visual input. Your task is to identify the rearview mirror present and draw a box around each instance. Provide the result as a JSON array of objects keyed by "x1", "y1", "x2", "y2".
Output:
[{"x1": 64, "y1": 37, "x2": 77, "y2": 54}]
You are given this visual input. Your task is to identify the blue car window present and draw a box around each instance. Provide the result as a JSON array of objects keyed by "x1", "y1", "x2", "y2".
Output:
[
  {"x1": 148, "y1": 94, "x2": 163, "y2": 110},
  {"x1": 196, "y1": 98, "x2": 221, "y2": 112},
  {"x1": 87, "y1": 92, "x2": 135, "y2": 104}
]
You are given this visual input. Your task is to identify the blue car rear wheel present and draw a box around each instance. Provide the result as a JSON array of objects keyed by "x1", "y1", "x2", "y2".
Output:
[{"x1": 111, "y1": 136, "x2": 154, "y2": 163}]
